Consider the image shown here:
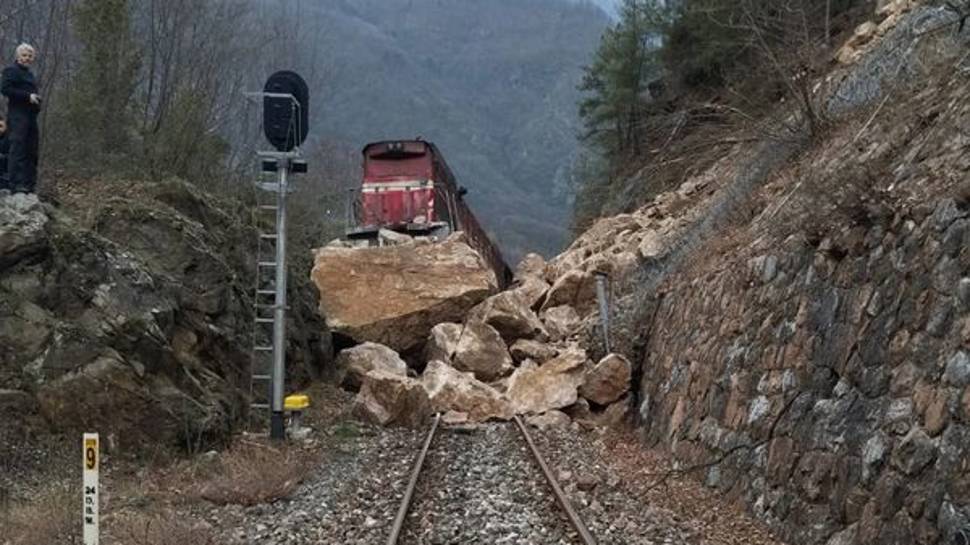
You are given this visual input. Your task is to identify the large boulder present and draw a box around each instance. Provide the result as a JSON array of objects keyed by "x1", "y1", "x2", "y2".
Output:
[
  {"x1": 335, "y1": 342, "x2": 408, "y2": 391},
  {"x1": 541, "y1": 305, "x2": 582, "y2": 341},
  {"x1": 451, "y1": 321, "x2": 514, "y2": 381},
  {"x1": 541, "y1": 269, "x2": 597, "y2": 315},
  {"x1": 311, "y1": 232, "x2": 497, "y2": 353},
  {"x1": 421, "y1": 360, "x2": 512, "y2": 421},
  {"x1": 468, "y1": 290, "x2": 548, "y2": 343},
  {"x1": 515, "y1": 253, "x2": 547, "y2": 280},
  {"x1": 424, "y1": 322, "x2": 463, "y2": 364},
  {"x1": 579, "y1": 353, "x2": 632, "y2": 406},
  {"x1": 354, "y1": 370, "x2": 432, "y2": 427},
  {"x1": 506, "y1": 346, "x2": 589, "y2": 414},
  {"x1": 509, "y1": 277, "x2": 550, "y2": 310}
]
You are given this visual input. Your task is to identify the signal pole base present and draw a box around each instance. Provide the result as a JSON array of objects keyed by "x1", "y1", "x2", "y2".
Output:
[{"x1": 270, "y1": 411, "x2": 286, "y2": 440}]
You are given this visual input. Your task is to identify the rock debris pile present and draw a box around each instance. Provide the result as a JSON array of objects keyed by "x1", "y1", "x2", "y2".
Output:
[{"x1": 314, "y1": 230, "x2": 636, "y2": 429}]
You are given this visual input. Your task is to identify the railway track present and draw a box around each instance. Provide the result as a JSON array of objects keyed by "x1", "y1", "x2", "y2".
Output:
[{"x1": 385, "y1": 414, "x2": 598, "y2": 545}]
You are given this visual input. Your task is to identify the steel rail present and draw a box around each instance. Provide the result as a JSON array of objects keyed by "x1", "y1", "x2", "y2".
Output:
[
  {"x1": 386, "y1": 413, "x2": 441, "y2": 545},
  {"x1": 513, "y1": 415, "x2": 599, "y2": 545}
]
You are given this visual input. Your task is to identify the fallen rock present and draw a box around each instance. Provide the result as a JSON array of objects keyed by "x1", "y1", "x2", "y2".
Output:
[
  {"x1": 564, "y1": 397, "x2": 594, "y2": 422},
  {"x1": 596, "y1": 395, "x2": 632, "y2": 429},
  {"x1": 378, "y1": 228, "x2": 414, "y2": 245},
  {"x1": 541, "y1": 269, "x2": 597, "y2": 314},
  {"x1": 510, "y1": 277, "x2": 550, "y2": 310},
  {"x1": 311, "y1": 232, "x2": 497, "y2": 353},
  {"x1": 469, "y1": 291, "x2": 548, "y2": 343},
  {"x1": 509, "y1": 339, "x2": 558, "y2": 364},
  {"x1": 876, "y1": 0, "x2": 916, "y2": 18},
  {"x1": 421, "y1": 360, "x2": 513, "y2": 421},
  {"x1": 354, "y1": 370, "x2": 432, "y2": 427},
  {"x1": 515, "y1": 252, "x2": 547, "y2": 280},
  {"x1": 525, "y1": 410, "x2": 572, "y2": 431},
  {"x1": 584, "y1": 251, "x2": 638, "y2": 278},
  {"x1": 835, "y1": 20, "x2": 882, "y2": 65},
  {"x1": 441, "y1": 410, "x2": 469, "y2": 425},
  {"x1": 490, "y1": 375, "x2": 511, "y2": 394},
  {"x1": 542, "y1": 305, "x2": 581, "y2": 341},
  {"x1": 424, "y1": 323, "x2": 462, "y2": 364},
  {"x1": 506, "y1": 347, "x2": 589, "y2": 414},
  {"x1": 852, "y1": 21, "x2": 878, "y2": 45},
  {"x1": 580, "y1": 353, "x2": 632, "y2": 406},
  {"x1": 336, "y1": 342, "x2": 408, "y2": 391},
  {"x1": 638, "y1": 230, "x2": 663, "y2": 259},
  {"x1": 450, "y1": 321, "x2": 514, "y2": 381}
]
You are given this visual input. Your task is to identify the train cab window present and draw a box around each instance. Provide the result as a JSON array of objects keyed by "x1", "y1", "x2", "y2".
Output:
[{"x1": 368, "y1": 141, "x2": 428, "y2": 160}]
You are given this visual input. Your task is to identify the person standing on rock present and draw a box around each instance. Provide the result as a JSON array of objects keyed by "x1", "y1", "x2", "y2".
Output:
[{"x1": 1, "y1": 44, "x2": 41, "y2": 194}]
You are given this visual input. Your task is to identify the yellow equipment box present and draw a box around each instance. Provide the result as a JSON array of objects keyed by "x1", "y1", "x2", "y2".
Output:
[{"x1": 284, "y1": 394, "x2": 310, "y2": 411}]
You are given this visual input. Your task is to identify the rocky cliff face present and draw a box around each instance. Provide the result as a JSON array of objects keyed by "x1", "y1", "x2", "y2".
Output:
[
  {"x1": 547, "y1": 3, "x2": 970, "y2": 544},
  {"x1": 0, "y1": 179, "x2": 328, "y2": 451}
]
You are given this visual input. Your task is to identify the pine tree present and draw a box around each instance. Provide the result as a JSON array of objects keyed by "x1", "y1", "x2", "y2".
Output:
[
  {"x1": 68, "y1": 0, "x2": 141, "y2": 159},
  {"x1": 578, "y1": 0, "x2": 668, "y2": 160}
]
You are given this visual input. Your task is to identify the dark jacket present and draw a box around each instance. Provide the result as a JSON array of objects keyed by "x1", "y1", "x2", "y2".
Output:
[
  {"x1": 0, "y1": 133, "x2": 8, "y2": 181},
  {"x1": 1, "y1": 63, "x2": 39, "y2": 113}
]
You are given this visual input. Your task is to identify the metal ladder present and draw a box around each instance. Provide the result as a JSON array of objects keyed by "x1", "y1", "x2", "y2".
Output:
[{"x1": 249, "y1": 172, "x2": 286, "y2": 413}]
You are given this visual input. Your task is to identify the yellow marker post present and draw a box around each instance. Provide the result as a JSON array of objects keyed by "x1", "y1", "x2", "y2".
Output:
[{"x1": 82, "y1": 433, "x2": 99, "y2": 545}]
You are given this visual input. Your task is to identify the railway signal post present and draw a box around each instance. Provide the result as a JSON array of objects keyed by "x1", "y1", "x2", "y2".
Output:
[{"x1": 248, "y1": 71, "x2": 309, "y2": 440}]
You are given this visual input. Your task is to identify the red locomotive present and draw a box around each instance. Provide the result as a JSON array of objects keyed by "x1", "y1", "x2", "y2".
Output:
[{"x1": 346, "y1": 139, "x2": 513, "y2": 287}]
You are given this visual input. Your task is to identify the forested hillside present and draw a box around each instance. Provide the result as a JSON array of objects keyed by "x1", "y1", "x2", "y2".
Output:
[
  {"x1": 572, "y1": 0, "x2": 877, "y2": 231},
  {"x1": 305, "y1": 0, "x2": 609, "y2": 260},
  {"x1": 0, "y1": 0, "x2": 608, "y2": 262}
]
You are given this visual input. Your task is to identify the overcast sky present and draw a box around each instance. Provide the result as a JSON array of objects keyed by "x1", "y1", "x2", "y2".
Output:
[
  {"x1": 563, "y1": 0, "x2": 619, "y2": 19},
  {"x1": 588, "y1": 0, "x2": 620, "y2": 18}
]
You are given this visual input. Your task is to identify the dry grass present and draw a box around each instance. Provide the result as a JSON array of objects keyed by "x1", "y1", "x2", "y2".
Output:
[
  {"x1": 107, "y1": 513, "x2": 221, "y2": 545},
  {"x1": 185, "y1": 440, "x2": 315, "y2": 505},
  {"x1": 0, "y1": 482, "x2": 81, "y2": 545},
  {"x1": 0, "y1": 437, "x2": 317, "y2": 545}
]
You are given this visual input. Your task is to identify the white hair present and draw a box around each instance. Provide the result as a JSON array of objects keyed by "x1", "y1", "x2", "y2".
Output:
[{"x1": 15, "y1": 43, "x2": 34, "y2": 57}]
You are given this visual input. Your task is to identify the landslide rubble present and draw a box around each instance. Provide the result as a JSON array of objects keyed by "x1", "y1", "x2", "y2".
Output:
[
  {"x1": 330, "y1": 250, "x2": 636, "y2": 426},
  {"x1": 508, "y1": 3, "x2": 970, "y2": 545}
]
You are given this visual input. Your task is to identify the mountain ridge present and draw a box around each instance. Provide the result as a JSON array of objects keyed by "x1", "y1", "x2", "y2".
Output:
[{"x1": 302, "y1": 0, "x2": 609, "y2": 261}]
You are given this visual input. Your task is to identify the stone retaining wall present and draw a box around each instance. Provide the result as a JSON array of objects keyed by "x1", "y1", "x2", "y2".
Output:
[{"x1": 637, "y1": 197, "x2": 969, "y2": 545}]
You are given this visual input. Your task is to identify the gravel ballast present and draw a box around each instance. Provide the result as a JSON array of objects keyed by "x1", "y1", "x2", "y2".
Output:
[
  {"x1": 399, "y1": 423, "x2": 573, "y2": 545},
  {"x1": 179, "y1": 418, "x2": 784, "y2": 545}
]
